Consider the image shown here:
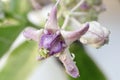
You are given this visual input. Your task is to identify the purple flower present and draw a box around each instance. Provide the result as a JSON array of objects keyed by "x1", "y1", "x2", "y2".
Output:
[{"x1": 23, "y1": 0, "x2": 89, "y2": 78}]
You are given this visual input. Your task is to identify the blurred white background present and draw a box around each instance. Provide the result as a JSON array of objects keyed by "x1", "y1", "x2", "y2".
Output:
[{"x1": 28, "y1": 0, "x2": 120, "y2": 80}]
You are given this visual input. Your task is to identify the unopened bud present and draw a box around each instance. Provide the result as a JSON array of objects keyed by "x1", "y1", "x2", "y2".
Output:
[{"x1": 80, "y1": 21, "x2": 110, "y2": 48}]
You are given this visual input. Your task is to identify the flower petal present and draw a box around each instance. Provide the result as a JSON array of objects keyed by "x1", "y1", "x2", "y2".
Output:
[
  {"x1": 59, "y1": 48, "x2": 80, "y2": 78},
  {"x1": 61, "y1": 23, "x2": 89, "y2": 45},
  {"x1": 23, "y1": 27, "x2": 43, "y2": 42},
  {"x1": 45, "y1": 0, "x2": 60, "y2": 31}
]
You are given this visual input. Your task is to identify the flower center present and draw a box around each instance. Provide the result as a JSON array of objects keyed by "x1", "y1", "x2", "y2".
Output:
[{"x1": 39, "y1": 30, "x2": 66, "y2": 57}]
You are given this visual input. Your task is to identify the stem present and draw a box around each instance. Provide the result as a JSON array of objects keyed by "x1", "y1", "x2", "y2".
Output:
[
  {"x1": 59, "y1": 0, "x2": 70, "y2": 29},
  {"x1": 61, "y1": 15, "x2": 70, "y2": 29},
  {"x1": 70, "y1": 17, "x2": 82, "y2": 27},
  {"x1": 60, "y1": 0, "x2": 85, "y2": 29},
  {"x1": 30, "y1": 0, "x2": 41, "y2": 10},
  {"x1": 71, "y1": 0, "x2": 85, "y2": 12},
  {"x1": 55, "y1": 0, "x2": 61, "y2": 7},
  {"x1": 70, "y1": 12, "x2": 87, "y2": 16}
]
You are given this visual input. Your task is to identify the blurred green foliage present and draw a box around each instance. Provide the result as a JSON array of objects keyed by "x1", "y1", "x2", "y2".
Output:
[
  {"x1": 3, "y1": 0, "x2": 31, "y2": 17},
  {"x1": 0, "y1": 25, "x2": 24, "y2": 58}
]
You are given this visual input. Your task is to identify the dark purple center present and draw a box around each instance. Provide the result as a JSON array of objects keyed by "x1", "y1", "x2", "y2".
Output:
[{"x1": 39, "y1": 30, "x2": 66, "y2": 55}]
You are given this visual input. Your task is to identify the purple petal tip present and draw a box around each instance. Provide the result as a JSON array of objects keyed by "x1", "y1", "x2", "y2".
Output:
[{"x1": 23, "y1": 27, "x2": 42, "y2": 42}]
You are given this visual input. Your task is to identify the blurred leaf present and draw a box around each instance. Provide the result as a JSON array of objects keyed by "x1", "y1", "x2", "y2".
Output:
[
  {"x1": 0, "y1": 15, "x2": 40, "y2": 58},
  {"x1": 69, "y1": 41, "x2": 106, "y2": 80},
  {"x1": 0, "y1": 25, "x2": 25, "y2": 58},
  {"x1": 3, "y1": 0, "x2": 31, "y2": 16},
  {"x1": 0, "y1": 18, "x2": 20, "y2": 26},
  {"x1": 86, "y1": 0, "x2": 102, "y2": 6},
  {"x1": 0, "y1": 41, "x2": 38, "y2": 80},
  {"x1": 0, "y1": 0, "x2": 33, "y2": 58}
]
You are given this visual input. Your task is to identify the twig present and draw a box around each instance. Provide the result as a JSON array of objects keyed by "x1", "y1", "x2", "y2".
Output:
[
  {"x1": 61, "y1": 15, "x2": 70, "y2": 29},
  {"x1": 30, "y1": 0, "x2": 41, "y2": 10},
  {"x1": 71, "y1": 0, "x2": 85, "y2": 12},
  {"x1": 70, "y1": 12, "x2": 87, "y2": 16},
  {"x1": 70, "y1": 17, "x2": 82, "y2": 27}
]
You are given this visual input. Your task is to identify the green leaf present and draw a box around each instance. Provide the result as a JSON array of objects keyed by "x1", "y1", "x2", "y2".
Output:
[
  {"x1": 69, "y1": 41, "x2": 106, "y2": 80},
  {"x1": 3, "y1": 0, "x2": 31, "y2": 16},
  {"x1": 0, "y1": 41, "x2": 38, "y2": 80},
  {"x1": 0, "y1": 25, "x2": 24, "y2": 58}
]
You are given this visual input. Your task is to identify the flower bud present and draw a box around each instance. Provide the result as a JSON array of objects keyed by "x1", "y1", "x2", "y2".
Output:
[{"x1": 80, "y1": 21, "x2": 110, "y2": 48}]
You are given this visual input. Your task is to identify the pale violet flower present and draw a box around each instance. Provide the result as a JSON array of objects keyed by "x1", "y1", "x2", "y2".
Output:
[
  {"x1": 80, "y1": 21, "x2": 110, "y2": 48},
  {"x1": 23, "y1": 0, "x2": 89, "y2": 78}
]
